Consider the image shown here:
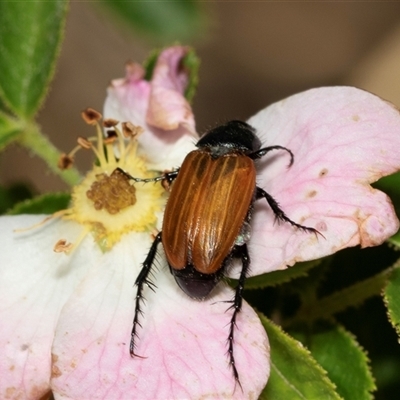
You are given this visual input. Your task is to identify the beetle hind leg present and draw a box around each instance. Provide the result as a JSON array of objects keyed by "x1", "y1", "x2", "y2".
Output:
[
  {"x1": 225, "y1": 244, "x2": 251, "y2": 390},
  {"x1": 130, "y1": 232, "x2": 162, "y2": 357},
  {"x1": 256, "y1": 187, "x2": 320, "y2": 236}
]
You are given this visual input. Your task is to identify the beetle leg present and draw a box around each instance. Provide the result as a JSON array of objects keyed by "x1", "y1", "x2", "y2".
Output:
[
  {"x1": 226, "y1": 243, "x2": 251, "y2": 390},
  {"x1": 256, "y1": 187, "x2": 320, "y2": 236},
  {"x1": 250, "y1": 145, "x2": 294, "y2": 167},
  {"x1": 115, "y1": 167, "x2": 179, "y2": 184},
  {"x1": 130, "y1": 232, "x2": 162, "y2": 357}
]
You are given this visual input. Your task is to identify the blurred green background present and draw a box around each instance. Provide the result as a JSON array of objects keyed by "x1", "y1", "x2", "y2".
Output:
[{"x1": 4, "y1": 2, "x2": 400, "y2": 194}]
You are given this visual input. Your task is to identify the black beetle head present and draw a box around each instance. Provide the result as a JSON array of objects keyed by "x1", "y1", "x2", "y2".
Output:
[{"x1": 197, "y1": 120, "x2": 261, "y2": 155}]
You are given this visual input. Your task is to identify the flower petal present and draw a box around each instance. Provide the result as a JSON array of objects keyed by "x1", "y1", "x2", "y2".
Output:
[
  {"x1": 243, "y1": 87, "x2": 400, "y2": 275},
  {"x1": 51, "y1": 233, "x2": 269, "y2": 399},
  {"x1": 0, "y1": 216, "x2": 91, "y2": 399},
  {"x1": 147, "y1": 46, "x2": 195, "y2": 132},
  {"x1": 103, "y1": 47, "x2": 197, "y2": 170},
  {"x1": 104, "y1": 62, "x2": 151, "y2": 138}
]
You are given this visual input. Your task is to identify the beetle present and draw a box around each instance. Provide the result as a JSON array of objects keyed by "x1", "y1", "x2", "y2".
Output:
[{"x1": 118, "y1": 120, "x2": 318, "y2": 385}]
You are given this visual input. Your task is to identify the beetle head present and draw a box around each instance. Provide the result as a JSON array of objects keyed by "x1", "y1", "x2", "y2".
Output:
[{"x1": 197, "y1": 120, "x2": 261, "y2": 156}]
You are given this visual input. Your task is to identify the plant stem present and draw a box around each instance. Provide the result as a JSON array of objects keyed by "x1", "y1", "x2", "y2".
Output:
[
  {"x1": 19, "y1": 121, "x2": 81, "y2": 186},
  {"x1": 286, "y1": 260, "x2": 400, "y2": 326}
]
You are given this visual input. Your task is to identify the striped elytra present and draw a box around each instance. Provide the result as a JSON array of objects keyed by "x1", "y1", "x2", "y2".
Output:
[{"x1": 162, "y1": 150, "x2": 256, "y2": 274}]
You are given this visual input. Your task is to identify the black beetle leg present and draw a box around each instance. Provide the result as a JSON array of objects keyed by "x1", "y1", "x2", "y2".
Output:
[
  {"x1": 256, "y1": 187, "x2": 320, "y2": 236},
  {"x1": 116, "y1": 167, "x2": 179, "y2": 184},
  {"x1": 249, "y1": 145, "x2": 294, "y2": 167},
  {"x1": 130, "y1": 232, "x2": 162, "y2": 357},
  {"x1": 226, "y1": 243, "x2": 251, "y2": 391}
]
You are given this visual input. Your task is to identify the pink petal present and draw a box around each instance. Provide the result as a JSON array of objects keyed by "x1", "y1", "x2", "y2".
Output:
[
  {"x1": 104, "y1": 62, "x2": 151, "y2": 135},
  {"x1": 0, "y1": 216, "x2": 91, "y2": 399},
  {"x1": 147, "y1": 46, "x2": 195, "y2": 132},
  {"x1": 104, "y1": 47, "x2": 197, "y2": 170},
  {"x1": 51, "y1": 233, "x2": 269, "y2": 399},
  {"x1": 241, "y1": 87, "x2": 400, "y2": 275}
]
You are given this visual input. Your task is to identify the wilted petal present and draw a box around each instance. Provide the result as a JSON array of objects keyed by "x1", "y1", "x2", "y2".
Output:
[
  {"x1": 243, "y1": 87, "x2": 400, "y2": 275},
  {"x1": 147, "y1": 46, "x2": 195, "y2": 132},
  {"x1": 104, "y1": 47, "x2": 197, "y2": 170},
  {"x1": 51, "y1": 233, "x2": 269, "y2": 399},
  {"x1": 0, "y1": 216, "x2": 91, "y2": 399}
]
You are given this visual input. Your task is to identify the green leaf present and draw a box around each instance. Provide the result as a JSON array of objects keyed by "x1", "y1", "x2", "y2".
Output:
[
  {"x1": 242, "y1": 260, "x2": 322, "y2": 289},
  {"x1": 291, "y1": 267, "x2": 392, "y2": 325},
  {"x1": 0, "y1": 111, "x2": 24, "y2": 149},
  {"x1": 0, "y1": 183, "x2": 33, "y2": 215},
  {"x1": 384, "y1": 266, "x2": 400, "y2": 337},
  {"x1": 374, "y1": 172, "x2": 400, "y2": 218},
  {"x1": 0, "y1": 0, "x2": 68, "y2": 118},
  {"x1": 388, "y1": 229, "x2": 400, "y2": 249},
  {"x1": 143, "y1": 49, "x2": 160, "y2": 81},
  {"x1": 372, "y1": 357, "x2": 400, "y2": 390},
  {"x1": 259, "y1": 314, "x2": 342, "y2": 400},
  {"x1": 182, "y1": 48, "x2": 200, "y2": 103},
  {"x1": 101, "y1": 0, "x2": 205, "y2": 43},
  {"x1": 292, "y1": 323, "x2": 376, "y2": 400},
  {"x1": 7, "y1": 192, "x2": 71, "y2": 215}
]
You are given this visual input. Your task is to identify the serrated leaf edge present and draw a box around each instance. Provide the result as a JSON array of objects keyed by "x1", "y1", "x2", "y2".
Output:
[{"x1": 260, "y1": 313, "x2": 343, "y2": 400}]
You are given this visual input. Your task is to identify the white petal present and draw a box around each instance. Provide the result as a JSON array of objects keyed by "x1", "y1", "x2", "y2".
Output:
[{"x1": 0, "y1": 216, "x2": 93, "y2": 399}]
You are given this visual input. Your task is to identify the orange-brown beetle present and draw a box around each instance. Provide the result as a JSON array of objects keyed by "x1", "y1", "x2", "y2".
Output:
[{"x1": 119, "y1": 120, "x2": 317, "y2": 384}]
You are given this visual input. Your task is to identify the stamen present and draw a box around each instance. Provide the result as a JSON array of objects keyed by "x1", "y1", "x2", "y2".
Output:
[
  {"x1": 54, "y1": 239, "x2": 73, "y2": 253},
  {"x1": 58, "y1": 153, "x2": 74, "y2": 170},
  {"x1": 53, "y1": 226, "x2": 91, "y2": 255},
  {"x1": 103, "y1": 118, "x2": 119, "y2": 128},
  {"x1": 104, "y1": 130, "x2": 118, "y2": 144},
  {"x1": 56, "y1": 108, "x2": 165, "y2": 251},
  {"x1": 122, "y1": 122, "x2": 144, "y2": 139},
  {"x1": 95, "y1": 122, "x2": 108, "y2": 167},
  {"x1": 14, "y1": 210, "x2": 69, "y2": 233},
  {"x1": 120, "y1": 124, "x2": 143, "y2": 164},
  {"x1": 77, "y1": 137, "x2": 92, "y2": 150},
  {"x1": 81, "y1": 108, "x2": 102, "y2": 125},
  {"x1": 104, "y1": 130, "x2": 118, "y2": 165}
]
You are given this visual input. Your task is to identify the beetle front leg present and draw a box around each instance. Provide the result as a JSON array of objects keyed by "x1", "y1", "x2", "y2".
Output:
[
  {"x1": 130, "y1": 232, "x2": 162, "y2": 357},
  {"x1": 116, "y1": 167, "x2": 179, "y2": 185},
  {"x1": 256, "y1": 187, "x2": 320, "y2": 236},
  {"x1": 250, "y1": 145, "x2": 294, "y2": 166},
  {"x1": 226, "y1": 243, "x2": 251, "y2": 390}
]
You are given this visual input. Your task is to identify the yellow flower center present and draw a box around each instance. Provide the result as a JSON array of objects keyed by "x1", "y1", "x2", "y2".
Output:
[
  {"x1": 86, "y1": 170, "x2": 137, "y2": 215},
  {"x1": 62, "y1": 114, "x2": 164, "y2": 251}
]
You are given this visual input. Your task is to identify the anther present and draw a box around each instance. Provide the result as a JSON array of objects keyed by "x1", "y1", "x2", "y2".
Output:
[
  {"x1": 86, "y1": 169, "x2": 137, "y2": 214},
  {"x1": 58, "y1": 153, "x2": 74, "y2": 170},
  {"x1": 81, "y1": 108, "x2": 102, "y2": 125},
  {"x1": 54, "y1": 239, "x2": 73, "y2": 253},
  {"x1": 122, "y1": 122, "x2": 144, "y2": 139},
  {"x1": 104, "y1": 130, "x2": 118, "y2": 145},
  {"x1": 77, "y1": 137, "x2": 92, "y2": 149},
  {"x1": 103, "y1": 118, "x2": 119, "y2": 128}
]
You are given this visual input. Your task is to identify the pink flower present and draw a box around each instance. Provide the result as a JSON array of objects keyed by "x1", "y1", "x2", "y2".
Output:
[{"x1": 1, "y1": 45, "x2": 400, "y2": 400}]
